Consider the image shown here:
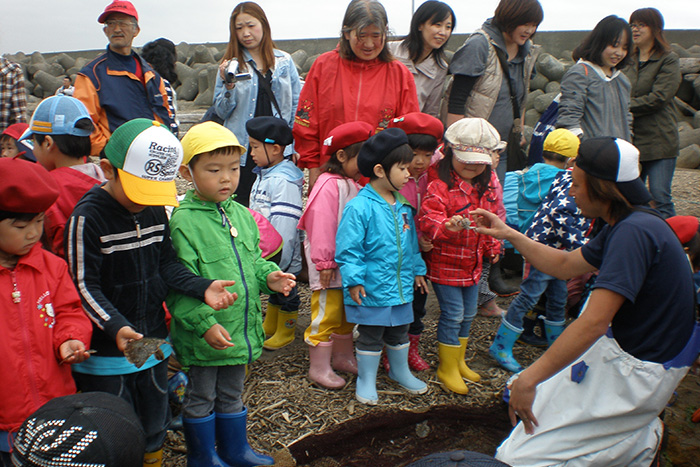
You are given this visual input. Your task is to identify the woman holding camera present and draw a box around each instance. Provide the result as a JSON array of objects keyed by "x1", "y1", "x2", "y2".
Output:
[{"x1": 213, "y1": 1, "x2": 302, "y2": 206}]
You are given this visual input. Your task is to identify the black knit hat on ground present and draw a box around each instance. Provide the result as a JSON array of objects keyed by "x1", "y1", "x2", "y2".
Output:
[{"x1": 11, "y1": 392, "x2": 145, "y2": 467}]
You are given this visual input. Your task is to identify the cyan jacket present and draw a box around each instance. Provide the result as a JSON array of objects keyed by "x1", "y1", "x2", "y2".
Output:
[
  {"x1": 213, "y1": 48, "x2": 301, "y2": 165},
  {"x1": 516, "y1": 162, "x2": 564, "y2": 232},
  {"x1": 74, "y1": 47, "x2": 177, "y2": 155},
  {"x1": 167, "y1": 191, "x2": 280, "y2": 368},
  {"x1": 250, "y1": 159, "x2": 304, "y2": 274},
  {"x1": 336, "y1": 184, "x2": 427, "y2": 308}
]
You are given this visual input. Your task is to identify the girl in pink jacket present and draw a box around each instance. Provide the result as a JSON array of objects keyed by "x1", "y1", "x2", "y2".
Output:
[{"x1": 297, "y1": 122, "x2": 372, "y2": 389}]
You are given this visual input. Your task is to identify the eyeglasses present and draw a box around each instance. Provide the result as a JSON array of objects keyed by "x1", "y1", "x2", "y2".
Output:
[
  {"x1": 629, "y1": 23, "x2": 647, "y2": 30},
  {"x1": 104, "y1": 19, "x2": 136, "y2": 29}
]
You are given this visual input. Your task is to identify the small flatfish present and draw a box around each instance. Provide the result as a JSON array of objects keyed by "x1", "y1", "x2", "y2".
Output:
[{"x1": 124, "y1": 337, "x2": 169, "y2": 368}]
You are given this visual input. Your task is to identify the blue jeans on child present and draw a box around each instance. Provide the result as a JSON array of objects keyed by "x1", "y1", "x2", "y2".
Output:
[
  {"x1": 505, "y1": 265, "x2": 567, "y2": 329},
  {"x1": 432, "y1": 283, "x2": 478, "y2": 345}
]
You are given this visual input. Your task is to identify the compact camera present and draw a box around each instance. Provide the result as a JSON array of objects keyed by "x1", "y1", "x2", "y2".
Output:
[{"x1": 225, "y1": 61, "x2": 252, "y2": 84}]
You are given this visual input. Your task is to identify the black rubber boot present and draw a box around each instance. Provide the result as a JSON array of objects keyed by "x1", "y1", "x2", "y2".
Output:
[
  {"x1": 488, "y1": 259, "x2": 519, "y2": 297},
  {"x1": 518, "y1": 315, "x2": 548, "y2": 347}
]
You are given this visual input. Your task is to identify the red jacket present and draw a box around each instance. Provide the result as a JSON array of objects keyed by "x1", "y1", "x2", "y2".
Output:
[
  {"x1": 293, "y1": 49, "x2": 419, "y2": 169},
  {"x1": 44, "y1": 165, "x2": 104, "y2": 258},
  {"x1": 0, "y1": 244, "x2": 92, "y2": 433},
  {"x1": 419, "y1": 171, "x2": 502, "y2": 287}
]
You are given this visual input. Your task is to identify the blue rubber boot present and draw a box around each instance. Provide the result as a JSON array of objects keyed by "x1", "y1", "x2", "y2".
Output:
[
  {"x1": 182, "y1": 414, "x2": 231, "y2": 467},
  {"x1": 215, "y1": 408, "x2": 273, "y2": 467},
  {"x1": 544, "y1": 319, "x2": 566, "y2": 346},
  {"x1": 386, "y1": 343, "x2": 428, "y2": 394},
  {"x1": 355, "y1": 349, "x2": 381, "y2": 405},
  {"x1": 489, "y1": 319, "x2": 524, "y2": 373}
]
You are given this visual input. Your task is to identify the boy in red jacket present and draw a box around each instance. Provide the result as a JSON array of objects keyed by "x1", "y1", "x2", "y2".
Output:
[
  {"x1": 0, "y1": 157, "x2": 92, "y2": 464},
  {"x1": 23, "y1": 95, "x2": 105, "y2": 258}
]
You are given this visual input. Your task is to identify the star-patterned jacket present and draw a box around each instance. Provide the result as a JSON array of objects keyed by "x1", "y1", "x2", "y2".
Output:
[{"x1": 525, "y1": 170, "x2": 591, "y2": 250}]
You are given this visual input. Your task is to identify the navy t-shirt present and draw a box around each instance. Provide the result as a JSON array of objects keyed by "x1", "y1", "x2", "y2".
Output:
[{"x1": 581, "y1": 211, "x2": 695, "y2": 363}]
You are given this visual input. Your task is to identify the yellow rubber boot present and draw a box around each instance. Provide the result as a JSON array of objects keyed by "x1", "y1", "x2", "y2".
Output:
[
  {"x1": 143, "y1": 449, "x2": 162, "y2": 467},
  {"x1": 262, "y1": 303, "x2": 280, "y2": 337},
  {"x1": 263, "y1": 310, "x2": 298, "y2": 350},
  {"x1": 437, "y1": 343, "x2": 469, "y2": 394},
  {"x1": 458, "y1": 337, "x2": 481, "y2": 382}
]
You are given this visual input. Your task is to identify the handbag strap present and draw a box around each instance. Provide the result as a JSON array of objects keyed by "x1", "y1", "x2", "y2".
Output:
[
  {"x1": 253, "y1": 66, "x2": 283, "y2": 118},
  {"x1": 494, "y1": 47, "x2": 521, "y2": 121}
]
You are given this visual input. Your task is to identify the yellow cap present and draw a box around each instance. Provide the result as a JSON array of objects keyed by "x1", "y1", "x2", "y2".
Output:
[
  {"x1": 543, "y1": 128, "x2": 580, "y2": 159},
  {"x1": 181, "y1": 122, "x2": 246, "y2": 165}
]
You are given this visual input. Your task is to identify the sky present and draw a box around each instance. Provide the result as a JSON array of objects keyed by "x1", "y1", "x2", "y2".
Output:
[{"x1": 1, "y1": 0, "x2": 698, "y2": 55}]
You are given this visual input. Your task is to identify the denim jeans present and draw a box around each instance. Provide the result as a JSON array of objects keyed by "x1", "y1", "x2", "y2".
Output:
[
  {"x1": 505, "y1": 265, "x2": 567, "y2": 329},
  {"x1": 432, "y1": 283, "x2": 479, "y2": 345},
  {"x1": 640, "y1": 158, "x2": 676, "y2": 218}
]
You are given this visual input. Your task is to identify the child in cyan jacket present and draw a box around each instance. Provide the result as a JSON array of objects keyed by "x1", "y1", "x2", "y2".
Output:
[
  {"x1": 419, "y1": 118, "x2": 503, "y2": 395},
  {"x1": 64, "y1": 119, "x2": 237, "y2": 465},
  {"x1": 336, "y1": 128, "x2": 429, "y2": 405},
  {"x1": 490, "y1": 129, "x2": 590, "y2": 373},
  {"x1": 388, "y1": 112, "x2": 444, "y2": 372},
  {"x1": 168, "y1": 122, "x2": 295, "y2": 467},
  {"x1": 0, "y1": 158, "x2": 92, "y2": 464},
  {"x1": 298, "y1": 121, "x2": 372, "y2": 389},
  {"x1": 248, "y1": 116, "x2": 305, "y2": 351}
]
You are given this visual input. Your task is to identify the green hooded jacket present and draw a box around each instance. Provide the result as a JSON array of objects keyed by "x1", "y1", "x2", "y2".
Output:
[{"x1": 167, "y1": 190, "x2": 279, "y2": 368}]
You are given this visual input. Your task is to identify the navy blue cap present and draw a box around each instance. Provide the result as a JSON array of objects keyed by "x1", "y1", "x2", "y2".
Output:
[
  {"x1": 245, "y1": 116, "x2": 293, "y2": 146},
  {"x1": 357, "y1": 128, "x2": 409, "y2": 177}
]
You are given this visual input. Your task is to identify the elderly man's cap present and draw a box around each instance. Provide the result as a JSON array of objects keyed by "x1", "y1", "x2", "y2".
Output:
[{"x1": 98, "y1": 0, "x2": 139, "y2": 23}]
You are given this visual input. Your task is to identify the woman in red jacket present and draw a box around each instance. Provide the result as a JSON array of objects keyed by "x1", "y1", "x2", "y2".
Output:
[{"x1": 293, "y1": 0, "x2": 420, "y2": 191}]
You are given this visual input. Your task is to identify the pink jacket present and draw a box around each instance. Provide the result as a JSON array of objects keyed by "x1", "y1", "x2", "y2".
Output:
[
  {"x1": 248, "y1": 208, "x2": 283, "y2": 260},
  {"x1": 298, "y1": 172, "x2": 361, "y2": 291}
]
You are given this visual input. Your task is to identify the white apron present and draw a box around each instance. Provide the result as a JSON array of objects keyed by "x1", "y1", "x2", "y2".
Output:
[{"x1": 496, "y1": 314, "x2": 700, "y2": 467}]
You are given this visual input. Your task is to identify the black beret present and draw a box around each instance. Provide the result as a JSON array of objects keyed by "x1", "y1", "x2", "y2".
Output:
[
  {"x1": 357, "y1": 128, "x2": 409, "y2": 177},
  {"x1": 245, "y1": 116, "x2": 293, "y2": 146}
]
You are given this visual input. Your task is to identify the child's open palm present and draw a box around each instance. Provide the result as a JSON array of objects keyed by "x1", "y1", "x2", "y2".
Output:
[{"x1": 267, "y1": 270, "x2": 297, "y2": 295}]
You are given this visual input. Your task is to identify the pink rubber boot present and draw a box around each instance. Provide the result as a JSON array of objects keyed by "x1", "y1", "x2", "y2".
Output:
[
  {"x1": 308, "y1": 342, "x2": 345, "y2": 389},
  {"x1": 330, "y1": 333, "x2": 358, "y2": 375}
]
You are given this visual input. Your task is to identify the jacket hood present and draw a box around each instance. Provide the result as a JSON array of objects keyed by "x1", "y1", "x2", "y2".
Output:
[
  {"x1": 176, "y1": 190, "x2": 238, "y2": 213},
  {"x1": 359, "y1": 183, "x2": 412, "y2": 210},
  {"x1": 482, "y1": 18, "x2": 532, "y2": 58},
  {"x1": 259, "y1": 159, "x2": 305, "y2": 187}
]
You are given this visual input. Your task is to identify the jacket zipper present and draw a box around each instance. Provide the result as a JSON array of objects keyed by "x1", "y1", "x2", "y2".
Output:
[
  {"x1": 133, "y1": 215, "x2": 146, "y2": 327},
  {"x1": 390, "y1": 203, "x2": 405, "y2": 303},
  {"x1": 220, "y1": 206, "x2": 253, "y2": 363},
  {"x1": 354, "y1": 65, "x2": 364, "y2": 121},
  {"x1": 14, "y1": 269, "x2": 42, "y2": 409}
]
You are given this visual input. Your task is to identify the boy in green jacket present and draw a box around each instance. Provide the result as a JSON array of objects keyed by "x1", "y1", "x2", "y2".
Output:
[{"x1": 167, "y1": 121, "x2": 295, "y2": 467}]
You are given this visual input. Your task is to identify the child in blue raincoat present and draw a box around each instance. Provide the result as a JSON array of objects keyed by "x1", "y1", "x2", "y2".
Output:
[{"x1": 335, "y1": 128, "x2": 429, "y2": 406}]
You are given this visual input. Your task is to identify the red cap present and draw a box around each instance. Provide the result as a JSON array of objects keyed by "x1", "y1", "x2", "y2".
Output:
[
  {"x1": 98, "y1": 0, "x2": 138, "y2": 23},
  {"x1": 0, "y1": 157, "x2": 59, "y2": 213},
  {"x1": 321, "y1": 121, "x2": 374, "y2": 159},
  {"x1": 667, "y1": 216, "x2": 700, "y2": 244},
  {"x1": 1, "y1": 123, "x2": 29, "y2": 141},
  {"x1": 388, "y1": 112, "x2": 444, "y2": 142}
]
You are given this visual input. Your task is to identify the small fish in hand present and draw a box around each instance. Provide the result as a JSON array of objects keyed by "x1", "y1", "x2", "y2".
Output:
[{"x1": 124, "y1": 337, "x2": 169, "y2": 368}]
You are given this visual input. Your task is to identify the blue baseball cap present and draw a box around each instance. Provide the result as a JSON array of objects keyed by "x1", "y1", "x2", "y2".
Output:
[{"x1": 23, "y1": 95, "x2": 94, "y2": 139}]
